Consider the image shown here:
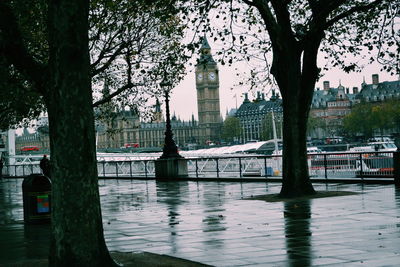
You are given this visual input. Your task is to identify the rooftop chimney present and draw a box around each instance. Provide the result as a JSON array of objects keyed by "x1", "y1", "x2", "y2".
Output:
[
  {"x1": 353, "y1": 87, "x2": 358, "y2": 94},
  {"x1": 243, "y1": 93, "x2": 250, "y2": 103},
  {"x1": 323, "y1": 81, "x2": 330, "y2": 91},
  {"x1": 346, "y1": 88, "x2": 349, "y2": 94},
  {"x1": 372, "y1": 74, "x2": 379, "y2": 85}
]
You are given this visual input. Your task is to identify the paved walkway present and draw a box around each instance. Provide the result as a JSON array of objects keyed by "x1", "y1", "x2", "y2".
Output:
[{"x1": 1, "y1": 178, "x2": 400, "y2": 266}]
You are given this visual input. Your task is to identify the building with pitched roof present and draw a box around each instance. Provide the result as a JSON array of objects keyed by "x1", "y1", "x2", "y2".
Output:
[
  {"x1": 356, "y1": 74, "x2": 400, "y2": 103},
  {"x1": 310, "y1": 74, "x2": 400, "y2": 138}
]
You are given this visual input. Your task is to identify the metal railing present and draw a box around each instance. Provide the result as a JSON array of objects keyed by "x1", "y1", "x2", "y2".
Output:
[{"x1": 2, "y1": 151, "x2": 395, "y2": 180}]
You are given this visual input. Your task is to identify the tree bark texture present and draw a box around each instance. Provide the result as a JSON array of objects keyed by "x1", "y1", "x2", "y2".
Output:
[
  {"x1": 277, "y1": 36, "x2": 323, "y2": 197},
  {"x1": 280, "y1": 89, "x2": 316, "y2": 197},
  {"x1": 272, "y1": 47, "x2": 316, "y2": 198},
  {"x1": 47, "y1": 0, "x2": 115, "y2": 265}
]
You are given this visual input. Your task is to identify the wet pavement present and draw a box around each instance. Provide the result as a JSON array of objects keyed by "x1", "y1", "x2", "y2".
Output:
[{"x1": 1, "y1": 178, "x2": 400, "y2": 266}]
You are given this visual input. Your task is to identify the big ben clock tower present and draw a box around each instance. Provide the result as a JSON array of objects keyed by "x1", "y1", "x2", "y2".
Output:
[{"x1": 195, "y1": 37, "x2": 222, "y2": 144}]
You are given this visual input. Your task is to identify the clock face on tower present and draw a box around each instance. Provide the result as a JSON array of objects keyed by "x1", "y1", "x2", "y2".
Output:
[
  {"x1": 197, "y1": 73, "x2": 203, "y2": 81},
  {"x1": 208, "y1": 72, "x2": 216, "y2": 81}
]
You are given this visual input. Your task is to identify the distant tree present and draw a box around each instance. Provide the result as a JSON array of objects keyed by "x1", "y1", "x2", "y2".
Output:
[
  {"x1": 261, "y1": 112, "x2": 283, "y2": 141},
  {"x1": 307, "y1": 114, "x2": 325, "y2": 137},
  {"x1": 382, "y1": 100, "x2": 400, "y2": 133},
  {"x1": 370, "y1": 104, "x2": 390, "y2": 136},
  {"x1": 344, "y1": 100, "x2": 400, "y2": 138},
  {"x1": 222, "y1": 116, "x2": 241, "y2": 142},
  {"x1": 343, "y1": 102, "x2": 374, "y2": 138}
]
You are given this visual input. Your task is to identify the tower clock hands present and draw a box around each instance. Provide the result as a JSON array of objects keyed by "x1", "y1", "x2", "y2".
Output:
[{"x1": 208, "y1": 72, "x2": 216, "y2": 81}]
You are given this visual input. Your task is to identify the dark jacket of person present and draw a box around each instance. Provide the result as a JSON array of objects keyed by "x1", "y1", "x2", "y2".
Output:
[{"x1": 40, "y1": 156, "x2": 51, "y2": 177}]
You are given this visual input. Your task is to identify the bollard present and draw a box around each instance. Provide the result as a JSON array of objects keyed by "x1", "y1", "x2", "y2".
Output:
[
  {"x1": 22, "y1": 174, "x2": 51, "y2": 224},
  {"x1": 394, "y1": 151, "x2": 400, "y2": 186}
]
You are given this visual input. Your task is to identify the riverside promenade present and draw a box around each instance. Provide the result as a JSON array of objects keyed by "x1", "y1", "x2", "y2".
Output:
[{"x1": 1, "y1": 178, "x2": 400, "y2": 266}]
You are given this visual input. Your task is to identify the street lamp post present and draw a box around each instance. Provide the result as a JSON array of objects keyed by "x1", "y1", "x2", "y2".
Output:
[
  {"x1": 159, "y1": 82, "x2": 182, "y2": 159},
  {"x1": 155, "y1": 80, "x2": 187, "y2": 180}
]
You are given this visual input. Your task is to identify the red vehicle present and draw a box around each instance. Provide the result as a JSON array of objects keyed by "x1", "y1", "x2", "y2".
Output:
[
  {"x1": 21, "y1": 146, "x2": 40, "y2": 151},
  {"x1": 125, "y1": 143, "x2": 139, "y2": 148}
]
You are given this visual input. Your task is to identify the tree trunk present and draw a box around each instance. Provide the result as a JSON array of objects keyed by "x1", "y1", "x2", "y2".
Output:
[
  {"x1": 47, "y1": 0, "x2": 115, "y2": 265},
  {"x1": 280, "y1": 90, "x2": 316, "y2": 197},
  {"x1": 271, "y1": 46, "x2": 317, "y2": 198}
]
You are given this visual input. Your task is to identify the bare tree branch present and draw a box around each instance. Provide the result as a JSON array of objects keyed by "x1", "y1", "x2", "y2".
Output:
[
  {"x1": 92, "y1": 82, "x2": 145, "y2": 107},
  {"x1": 250, "y1": 0, "x2": 279, "y2": 42},
  {"x1": 270, "y1": 0, "x2": 293, "y2": 39},
  {"x1": 324, "y1": 0, "x2": 384, "y2": 30},
  {"x1": 90, "y1": 41, "x2": 127, "y2": 77}
]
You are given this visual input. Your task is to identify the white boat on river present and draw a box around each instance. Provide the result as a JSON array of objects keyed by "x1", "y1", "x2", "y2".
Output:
[{"x1": 347, "y1": 141, "x2": 397, "y2": 153}]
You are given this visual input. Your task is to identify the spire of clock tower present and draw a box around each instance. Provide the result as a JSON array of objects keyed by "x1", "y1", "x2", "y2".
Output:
[{"x1": 198, "y1": 37, "x2": 216, "y2": 67}]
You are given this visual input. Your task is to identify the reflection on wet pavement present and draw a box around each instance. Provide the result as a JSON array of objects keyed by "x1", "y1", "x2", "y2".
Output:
[
  {"x1": 1, "y1": 179, "x2": 400, "y2": 266},
  {"x1": 284, "y1": 200, "x2": 312, "y2": 266}
]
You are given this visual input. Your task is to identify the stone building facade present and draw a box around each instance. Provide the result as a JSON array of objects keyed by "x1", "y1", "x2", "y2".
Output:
[
  {"x1": 310, "y1": 81, "x2": 356, "y2": 138},
  {"x1": 310, "y1": 74, "x2": 400, "y2": 138},
  {"x1": 235, "y1": 91, "x2": 283, "y2": 142}
]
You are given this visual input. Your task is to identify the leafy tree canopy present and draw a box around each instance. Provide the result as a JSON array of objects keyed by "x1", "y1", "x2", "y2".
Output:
[
  {"x1": 222, "y1": 116, "x2": 241, "y2": 142},
  {"x1": 0, "y1": 58, "x2": 44, "y2": 130},
  {"x1": 307, "y1": 114, "x2": 325, "y2": 135},
  {"x1": 182, "y1": 0, "x2": 399, "y2": 89},
  {"x1": 343, "y1": 100, "x2": 400, "y2": 138},
  {"x1": 0, "y1": 0, "x2": 188, "y2": 130}
]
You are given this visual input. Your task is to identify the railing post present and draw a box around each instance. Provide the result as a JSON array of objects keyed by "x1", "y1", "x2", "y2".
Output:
[
  {"x1": 129, "y1": 161, "x2": 133, "y2": 178},
  {"x1": 103, "y1": 161, "x2": 106, "y2": 177},
  {"x1": 216, "y1": 158, "x2": 219, "y2": 178},
  {"x1": 195, "y1": 159, "x2": 198, "y2": 178},
  {"x1": 359, "y1": 153, "x2": 364, "y2": 180},
  {"x1": 323, "y1": 154, "x2": 328, "y2": 180},
  {"x1": 144, "y1": 161, "x2": 148, "y2": 178},
  {"x1": 394, "y1": 151, "x2": 400, "y2": 186},
  {"x1": 239, "y1": 157, "x2": 242, "y2": 178},
  {"x1": 22, "y1": 165, "x2": 25, "y2": 176},
  {"x1": 264, "y1": 157, "x2": 268, "y2": 178},
  {"x1": 115, "y1": 162, "x2": 118, "y2": 178}
]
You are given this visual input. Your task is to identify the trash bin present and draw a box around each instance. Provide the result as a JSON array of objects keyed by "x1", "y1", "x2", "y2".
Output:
[{"x1": 22, "y1": 174, "x2": 51, "y2": 224}]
